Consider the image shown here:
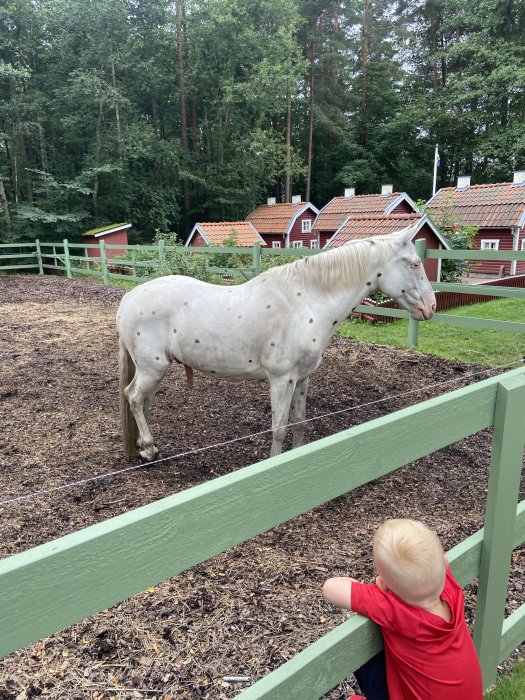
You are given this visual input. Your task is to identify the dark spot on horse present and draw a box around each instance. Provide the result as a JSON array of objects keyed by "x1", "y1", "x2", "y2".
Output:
[
  {"x1": 266, "y1": 305, "x2": 271, "y2": 309},
  {"x1": 249, "y1": 359, "x2": 253, "y2": 363},
  {"x1": 271, "y1": 342, "x2": 275, "y2": 347},
  {"x1": 333, "y1": 320, "x2": 338, "y2": 325},
  {"x1": 184, "y1": 301, "x2": 188, "y2": 306},
  {"x1": 300, "y1": 392, "x2": 304, "y2": 396},
  {"x1": 155, "y1": 356, "x2": 160, "y2": 360},
  {"x1": 366, "y1": 281, "x2": 372, "y2": 286},
  {"x1": 289, "y1": 379, "x2": 293, "y2": 384},
  {"x1": 238, "y1": 315, "x2": 242, "y2": 319},
  {"x1": 173, "y1": 328, "x2": 177, "y2": 333},
  {"x1": 370, "y1": 240, "x2": 375, "y2": 245},
  {"x1": 297, "y1": 292, "x2": 302, "y2": 296},
  {"x1": 139, "y1": 311, "x2": 143, "y2": 315},
  {"x1": 137, "y1": 331, "x2": 141, "y2": 336},
  {"x1": 195, "y1": 339, "x2": 200, "y2": 343},
  {"x1": 402, "y1": 289, "x2": 406, "y2": 293},
  {"x1": 309, "y1": 318, "x2": 313, "y2": 324},
  {"x1": 312, "y1": 338, "x2": 316, "y2": 342},
  {"x1": 402, "y1": 242, "x2": 407, "y2": 246},
  {"x1": 377, "y1": 273, "x2": 382, "y2": 277},
  {"x1": 421, "y1": 276, "x2": 424, "y2": 280}
]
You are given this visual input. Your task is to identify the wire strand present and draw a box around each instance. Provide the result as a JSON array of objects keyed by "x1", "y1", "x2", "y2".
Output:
[{"x1": 0, "y1": 359, "x2": 523, "y2": 507}]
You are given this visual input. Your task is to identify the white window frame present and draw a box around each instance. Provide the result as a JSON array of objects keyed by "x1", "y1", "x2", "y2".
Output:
[
  {"x1": 292, "y1": 240, "x2": 304, "y2": 248},
  {"x1": 521, "y1": 239, "x2": 525, "y2": 251},
  {"x1": 309, "y1": 240, "x2": 319, "y2": 249},
  {"x1": 301, "y1": 219, "x2": 312, "y2": 233},
  {"x1": 272, "y1": 241, "x2": 281, "y2": 249},
  {"x1": 480, "y1": 239, "x2": 499, "y2": 250}
]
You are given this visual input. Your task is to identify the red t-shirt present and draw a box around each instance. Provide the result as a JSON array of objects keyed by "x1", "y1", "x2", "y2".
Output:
[{"x1": 351, "y1": 567, "x2": 483, "y2": 700}]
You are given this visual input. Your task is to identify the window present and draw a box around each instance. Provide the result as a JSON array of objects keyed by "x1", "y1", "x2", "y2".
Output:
[
  {"x1": 521, "y1": 240, "x2": 525, "y2": 251},
  {"x1": 480, "y1": 240, "x2": 499, "y2": 250},
  {"x1": 272, "y1": 241, "x2": 281, "y2": 249},
  {"x1": 292, "y1": 240, "x2": 303, "y2": 248},
  {"x1": 301, "y1": 219, "x2": 312, "y2": 233},
  {"x1": 310, "y1": 240, "x2": 319, "y2": 249}
]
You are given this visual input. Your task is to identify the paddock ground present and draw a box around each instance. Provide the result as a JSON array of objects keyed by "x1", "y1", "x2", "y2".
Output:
[{"x1": 0, "y1": 274, "x2": 523, "y2": 699}]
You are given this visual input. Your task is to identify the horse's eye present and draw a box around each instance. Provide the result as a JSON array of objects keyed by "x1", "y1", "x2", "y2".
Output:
[{"x1": 410, "y1": 262, "x2": 420, "y2": 270}]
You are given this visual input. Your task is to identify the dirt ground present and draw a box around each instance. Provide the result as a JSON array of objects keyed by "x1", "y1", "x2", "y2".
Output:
[{"x1": 0, "y1": 275, "x2": 523, "y2": 700}]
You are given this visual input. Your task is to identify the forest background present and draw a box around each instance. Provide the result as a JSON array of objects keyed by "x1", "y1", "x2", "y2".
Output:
[{"x1": 1, "y1": 0, "x2": 524, "y2": 244}]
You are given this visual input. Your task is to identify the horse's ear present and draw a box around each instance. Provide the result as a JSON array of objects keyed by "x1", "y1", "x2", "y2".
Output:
[{"x1": 394, "y1": 224, "x2": 418, "y2": 246}]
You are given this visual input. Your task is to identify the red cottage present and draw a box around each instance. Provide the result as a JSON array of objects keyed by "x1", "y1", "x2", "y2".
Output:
[
  {"x1": 246, "y1": 196, "x2": 320, "y2": 249},
  {"x1": 426, "y1": 172, "x2": 525, "y2": 277},
  {"x1": 313, "y1": 186, "x2": 419, "y2": 249},
  {"x1": 185, "y1": 221, "x2": 265, "y2": 248},
  {"x1": 83, "y1": 222, "x2": 131, "y2": 260},
  {"x1": 324, "y1": 212, "x2": 449, "y2": 282}
]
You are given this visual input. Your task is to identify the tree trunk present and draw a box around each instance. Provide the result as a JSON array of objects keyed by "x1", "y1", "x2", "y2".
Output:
[
  {"x1": 176, "y1": 0, "x2": 191, "y2": 215},
  {"x1": 0, "y1": 177, "x2": 12, "y2": 233},
  {"x1": 359, "y1": 0, "x2": 369, "y2": 147},
  {"x1": 305, "y1": 35, "x2": 315, "y2": 203}
]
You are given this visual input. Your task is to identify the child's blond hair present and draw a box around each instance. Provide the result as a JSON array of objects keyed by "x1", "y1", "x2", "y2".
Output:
[{"x1": 373, "y1": 519, "x2": 446, "y2": 605}]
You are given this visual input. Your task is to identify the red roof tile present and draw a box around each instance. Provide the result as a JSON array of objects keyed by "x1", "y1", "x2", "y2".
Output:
[
  {"x1": 192, "y1": 222, "x2": 264, "y2": 246},
  {"x1": 314, "y1": 193, "x2": 414, "y2": 233},
  {"x1": 246, "y1": 202, "x2": 311, "y2": 234},
  {"x1": 328, "y1": 214, "x2": 424, "y2": 246},
  {"x1": 427, "y1": 182, "x2": 525, "y2": 228}
]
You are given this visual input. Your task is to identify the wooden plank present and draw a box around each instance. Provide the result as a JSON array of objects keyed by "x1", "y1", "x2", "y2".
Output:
[
  {"x1": 426, "y1": 249, "x2": 525, "y2": 261},
  {"x1": 432, "y1": 283, "x2": 525, "y2": 299},
  {"x1": 1, "y1": 368, "x2": 523, "y2": 658},
  {"x1": 473, "y1": 375, "x2": 525, "y2": 687},
  {"x1": 353, "y1": 305, "x2": 409, "y2": 318},
  {"x1": 429, "y1": 313, "x2": 525, "y2": 334},
  {"x1": 499, "y1": 604, "x2": 525, "y2": 663},
  {"x1": 0, "y1": 264, "x2": 39, "y2": 270}
]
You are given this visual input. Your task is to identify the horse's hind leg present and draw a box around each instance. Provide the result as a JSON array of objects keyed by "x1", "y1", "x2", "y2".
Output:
[
  {"x1": 290, "y1": 377, "x2": 309, "y2": 449},
  {"x1": 124, "y1": 360, "x2": 169, "y2": 460}
]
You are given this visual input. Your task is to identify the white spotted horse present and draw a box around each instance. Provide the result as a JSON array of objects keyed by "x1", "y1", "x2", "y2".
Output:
[{"x1": 116, "y1": 225, "x2": 436, "y2": 460}]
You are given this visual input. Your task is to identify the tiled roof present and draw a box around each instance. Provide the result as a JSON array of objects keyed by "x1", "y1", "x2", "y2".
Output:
[
  {"x1": 328, "y1": 214, "x2": 424, "y2": 247},
  {"x1": 194, "y1": 222, "x2": 264, "y2": 246},
  {"x1": 313, "y1": 193, "x2": 412, "y2": 232},
  {"x1": 246, "y1": 203, "x2": 310, "y2": 234},
  {"x1": 427, "y1": 183, "x2": 525, "y2": 228}
]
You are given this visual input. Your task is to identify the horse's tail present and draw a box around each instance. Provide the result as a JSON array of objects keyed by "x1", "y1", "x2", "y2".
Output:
[{"x1": 119, "y1": 336, "x2": 138, "y2": 457}]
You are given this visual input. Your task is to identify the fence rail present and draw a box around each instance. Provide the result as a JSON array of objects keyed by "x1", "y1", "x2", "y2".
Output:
[
  {"x1": 1, "y1": 239, "x2": 525, "y2": 349},
  {"x1": 1, "y1": 366, "x2": 524, "y2": 697}
]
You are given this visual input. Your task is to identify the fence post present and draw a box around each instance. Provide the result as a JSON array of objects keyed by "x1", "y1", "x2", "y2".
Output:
[
  {"x1": 35, "y1": 239, "x2": 44, "y2": 275},
  {"x1": 473, "y1": 374, "x2": 525, "y2": 688},
  {"x1": 406, "y1": 238, "x2": 427, "y2": 347},
  {"x1": 99, "y1": 240, "x2": 109, "y2": 286},
  {"x1": 252, "y1": 242, "x2": 261, "y2": 277},
  {"x1": 158, "y1": 239, "x2": 165, "y2": 272},
  {"x1": 63, "y1": 239, "x2": 72, "y2": 279}
]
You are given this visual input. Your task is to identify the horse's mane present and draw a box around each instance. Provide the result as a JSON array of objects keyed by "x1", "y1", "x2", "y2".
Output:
[{"x1": 262, "y1": 235, "x2": 398, "y2": 293}]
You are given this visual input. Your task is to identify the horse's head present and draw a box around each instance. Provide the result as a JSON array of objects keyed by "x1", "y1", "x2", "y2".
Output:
[{"x1": 376, "y1": 226, "x2": 436, "y2": 321}]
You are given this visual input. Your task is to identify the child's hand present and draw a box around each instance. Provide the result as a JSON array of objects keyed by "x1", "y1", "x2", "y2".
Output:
[{"x1": 322, "y1": 577, "x2": 357, "y2": 610}]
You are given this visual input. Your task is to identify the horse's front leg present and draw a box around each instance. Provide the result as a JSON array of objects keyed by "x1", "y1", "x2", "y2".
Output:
[
  {"x1": 290, "y1": 377, "x2": 310, "y2": 449},
  {"x1": 269, "y1": 376, "x2": 297, "y2": 457}
]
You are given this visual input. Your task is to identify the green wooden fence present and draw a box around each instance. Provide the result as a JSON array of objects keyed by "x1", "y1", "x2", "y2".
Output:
[
  {"x1": 1, "y1": 366, "x2": 524, "y2": 697},
  {"x1": 1, "y1": 239, "x2": 525, "y2": 350}
]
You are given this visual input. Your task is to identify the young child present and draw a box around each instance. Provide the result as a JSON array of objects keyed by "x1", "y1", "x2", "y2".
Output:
[{"x1": 322, "y1": 518, "x2": 483, "y2": 700}]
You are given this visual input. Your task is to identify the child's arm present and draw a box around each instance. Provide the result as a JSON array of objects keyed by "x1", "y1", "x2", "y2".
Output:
[{"x1": 322, "y1": 577, "x2": 359, "y2": 610}]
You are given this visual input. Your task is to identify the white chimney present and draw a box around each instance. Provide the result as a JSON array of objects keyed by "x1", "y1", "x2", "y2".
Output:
[
  {"x1": 381, "y1": 184, "x2": 393, "y2": 195},
  {"x1": 456, "y1": 175, "x2": 471, "y2": 190},
  {"x1": 344, "y1": 187, "x2": 355, "y2": 198},
  {"x1": 512, "y1": 170, "x2": 525, "y2": 186},
  {"x1": 291, "y1": 194, "x2": 302, "y2": 205},
  {"x1": 267, "y1": 197, "x2": 276, "y2": 206}
]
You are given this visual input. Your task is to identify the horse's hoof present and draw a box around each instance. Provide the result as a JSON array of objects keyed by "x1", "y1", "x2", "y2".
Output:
[{"x1": 139, "y1": 445, "x2": 158, "y2": 461}]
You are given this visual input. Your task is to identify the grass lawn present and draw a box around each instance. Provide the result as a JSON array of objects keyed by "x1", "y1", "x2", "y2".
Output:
[
  {"x1": 338, "y1": 297, "x2": 525, "y2": 366},
  {"x1": 485, "y1": 661, "x2": 525, "y2": 699}
]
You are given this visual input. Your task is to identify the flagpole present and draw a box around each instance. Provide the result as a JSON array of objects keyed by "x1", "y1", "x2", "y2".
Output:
[{"x1": 432, "y1": 144, "x2": 439, "y2": 197}]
